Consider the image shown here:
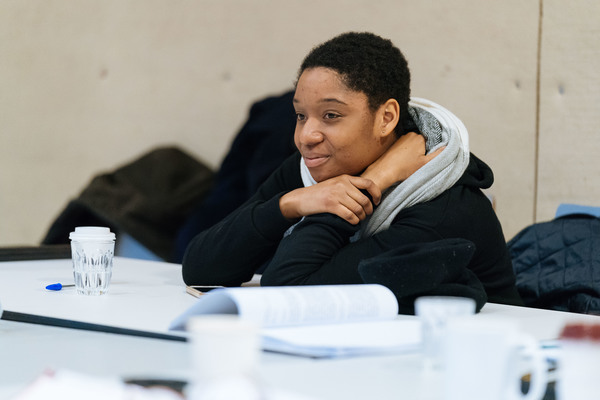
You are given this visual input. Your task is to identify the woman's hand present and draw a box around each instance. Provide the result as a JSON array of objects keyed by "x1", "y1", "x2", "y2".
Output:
[
  {"x1": 279, "y1": 175, "x2": 381, "y2": 225},
  {"x1": 362, "y1": 132, "x2": 444, "y2": 192}
]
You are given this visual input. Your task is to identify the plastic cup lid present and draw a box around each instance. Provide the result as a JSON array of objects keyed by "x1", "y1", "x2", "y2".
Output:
[{"x1": 69, "y1": 226, "x2": 116, "y2": 241}]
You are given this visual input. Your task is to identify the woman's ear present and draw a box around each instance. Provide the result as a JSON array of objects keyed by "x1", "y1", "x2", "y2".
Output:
[{"x1": 379, "y1": 99, "x2": 400, "y2": 137}]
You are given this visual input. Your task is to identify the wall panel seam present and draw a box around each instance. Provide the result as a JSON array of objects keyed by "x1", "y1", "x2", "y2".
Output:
[{"x1": 534, "y1": 0, "x2": 544, "y2": 222}]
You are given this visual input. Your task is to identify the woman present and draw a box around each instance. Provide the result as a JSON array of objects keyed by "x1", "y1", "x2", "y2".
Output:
[{"x1": 182, "y1": 32, "x2": 522, "y2": 312}]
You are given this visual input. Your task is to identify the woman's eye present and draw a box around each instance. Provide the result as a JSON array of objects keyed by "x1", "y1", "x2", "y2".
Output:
[
  {"x1": 324, "y1": 113, "x2": 340, "y2": 120},
  {"x1": 296, "y1": 113, "x2": 306, "y2": 122}
]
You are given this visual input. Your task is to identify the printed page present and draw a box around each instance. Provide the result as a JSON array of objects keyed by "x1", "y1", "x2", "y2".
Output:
[
  {"x1": 169, "y1": 284, "x2": 398, "y2": 330},
  {"x1": 261, "y1": 319, "x2": 422, "y2": 358}
]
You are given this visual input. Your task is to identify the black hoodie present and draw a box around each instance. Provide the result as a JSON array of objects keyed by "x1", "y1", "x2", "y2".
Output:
[{"x1": 182, "y1": 152, "x2": 523, "y2": 311}]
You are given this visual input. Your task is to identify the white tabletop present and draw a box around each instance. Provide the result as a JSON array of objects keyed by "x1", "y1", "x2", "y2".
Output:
[
  {"x1": 2, "y1": 257, "x2": 600, "y2": 400},
  {"x1": 0, "y1": 318, "x2": 437, "y2": 400},
  {"x1": 0, "y1": 257, "x2": 196, "y2": 335}
]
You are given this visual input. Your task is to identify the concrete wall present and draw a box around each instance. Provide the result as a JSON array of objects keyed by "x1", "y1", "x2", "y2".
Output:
[
  {"x1": 536, "y1": 0, "x2": 600, "y2": 220},
  {"x1": 1, "y1": 0, "x2": 598, "y2": 246}
]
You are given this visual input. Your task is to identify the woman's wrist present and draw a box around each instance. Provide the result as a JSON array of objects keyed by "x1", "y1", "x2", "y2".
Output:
[
  {"x1": 362, "y1": 132, "x2": 428, "y2": 191},
  {"x1": 279, "y1": 191, "x2": 302, "y2": 221},
  {"x1": 361, "y1": 163, "x2": 395, "y2": 192}
]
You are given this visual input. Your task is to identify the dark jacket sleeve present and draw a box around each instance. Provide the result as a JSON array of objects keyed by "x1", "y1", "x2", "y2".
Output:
[
  {"x1": 181, "y1": 153, "x2": 302, "y2": 286},
  {"x1": 259, "y1": 209, "x2": 488, "y2": 314},
  {"x1": 260, "y1": 210, "x2": 447, "y2": 286}
]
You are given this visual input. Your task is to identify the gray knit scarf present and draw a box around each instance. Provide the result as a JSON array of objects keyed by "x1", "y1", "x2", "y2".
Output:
[{"x1": 293, "y1": 97, "x2": 470, "y2": 240}]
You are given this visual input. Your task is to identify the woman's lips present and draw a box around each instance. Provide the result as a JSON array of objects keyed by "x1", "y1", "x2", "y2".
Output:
[{"x1": 304, "y1": 155, "x2": 330, "y2": 168}]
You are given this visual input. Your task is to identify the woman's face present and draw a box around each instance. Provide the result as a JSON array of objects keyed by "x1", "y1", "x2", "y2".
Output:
[{"x1": 293, "y1": 67, "x2": 390, "y2": 182}]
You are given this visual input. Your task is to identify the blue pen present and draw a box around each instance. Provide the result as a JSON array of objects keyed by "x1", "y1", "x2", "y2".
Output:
[{"x1": 45, "y1": 283, "x2": 75, "y2": 291}]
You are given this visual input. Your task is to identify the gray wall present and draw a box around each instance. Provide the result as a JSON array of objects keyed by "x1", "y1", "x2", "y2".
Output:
[{"x1": 1, "y1": 0, "x2": 599, "y2": 246}]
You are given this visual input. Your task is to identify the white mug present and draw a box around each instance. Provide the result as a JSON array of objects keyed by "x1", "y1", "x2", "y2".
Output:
[{"x1": 443, "y1": 316, "x2": 549, "y2": 400}]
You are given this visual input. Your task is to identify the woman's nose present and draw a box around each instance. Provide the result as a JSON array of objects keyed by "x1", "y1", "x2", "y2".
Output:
[{"x1": 296, "y1": 119, "x2": 324, "y2": 146}]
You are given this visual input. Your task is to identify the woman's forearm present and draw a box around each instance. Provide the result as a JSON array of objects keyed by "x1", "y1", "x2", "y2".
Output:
[{"x1": 362, "y1": 132, "x2": 440, "y2": 192}]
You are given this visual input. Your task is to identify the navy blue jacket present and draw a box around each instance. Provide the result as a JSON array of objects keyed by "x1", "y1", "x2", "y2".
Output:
[{"x1": 508, "y1": 214, "x2": 600, "y2": 314}]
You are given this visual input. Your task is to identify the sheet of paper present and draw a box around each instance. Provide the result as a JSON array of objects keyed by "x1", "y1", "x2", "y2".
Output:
[
  {"x1": 169, "y1": 284, "x2": 398, "y2": 330},
  {"x1": 261, "y1": 319, "x2": 422, "y2": 358}
]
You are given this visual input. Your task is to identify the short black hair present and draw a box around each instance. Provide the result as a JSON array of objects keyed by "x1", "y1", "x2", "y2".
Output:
[{"x1": 297, "y1": 32, "x2": 412, "y2": 133}]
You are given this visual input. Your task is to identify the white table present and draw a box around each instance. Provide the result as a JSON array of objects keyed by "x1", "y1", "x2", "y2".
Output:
[
  {"x1": 0, "y1": 257, "x2": 195, "y2": 335},
  {"x1": 2, "y1": 257, "x2": 599, "y2": 400}
]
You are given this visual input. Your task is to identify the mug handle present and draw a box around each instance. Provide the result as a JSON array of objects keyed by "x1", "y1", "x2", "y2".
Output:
[{"x1": 515, "y1": 334, "x2": 549, "y2": 400}]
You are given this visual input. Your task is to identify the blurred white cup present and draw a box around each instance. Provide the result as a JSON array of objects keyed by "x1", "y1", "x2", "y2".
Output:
[
  {"x1": 557, "y1": 323, "x2": 600, "y2": 400},
  {"x1": 414, "y1": 296, "x2": 476, "y2": 369},
  {"x1": 443, "y1": 316, "x2": 549, "y2": 400},
  {"x1": 186, "y1": 315, "x2": 262, "y2": 400}
]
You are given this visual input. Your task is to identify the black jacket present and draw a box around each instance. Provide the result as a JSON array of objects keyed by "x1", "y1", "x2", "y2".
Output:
[{"x1": 182, "y1": 152, "x2": 522, "y2": 312}]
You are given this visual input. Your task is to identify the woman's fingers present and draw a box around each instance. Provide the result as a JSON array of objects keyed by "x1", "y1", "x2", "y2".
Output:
[
  {"x1": 332, "y1": 176, "x2": 380, "y2": 224},
  {"x1": 279, "y1": 175, "x2": 380, "y2": 225},
  {"x1": 426, "y1": 146, "x2": 445, "y2": 161}
]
